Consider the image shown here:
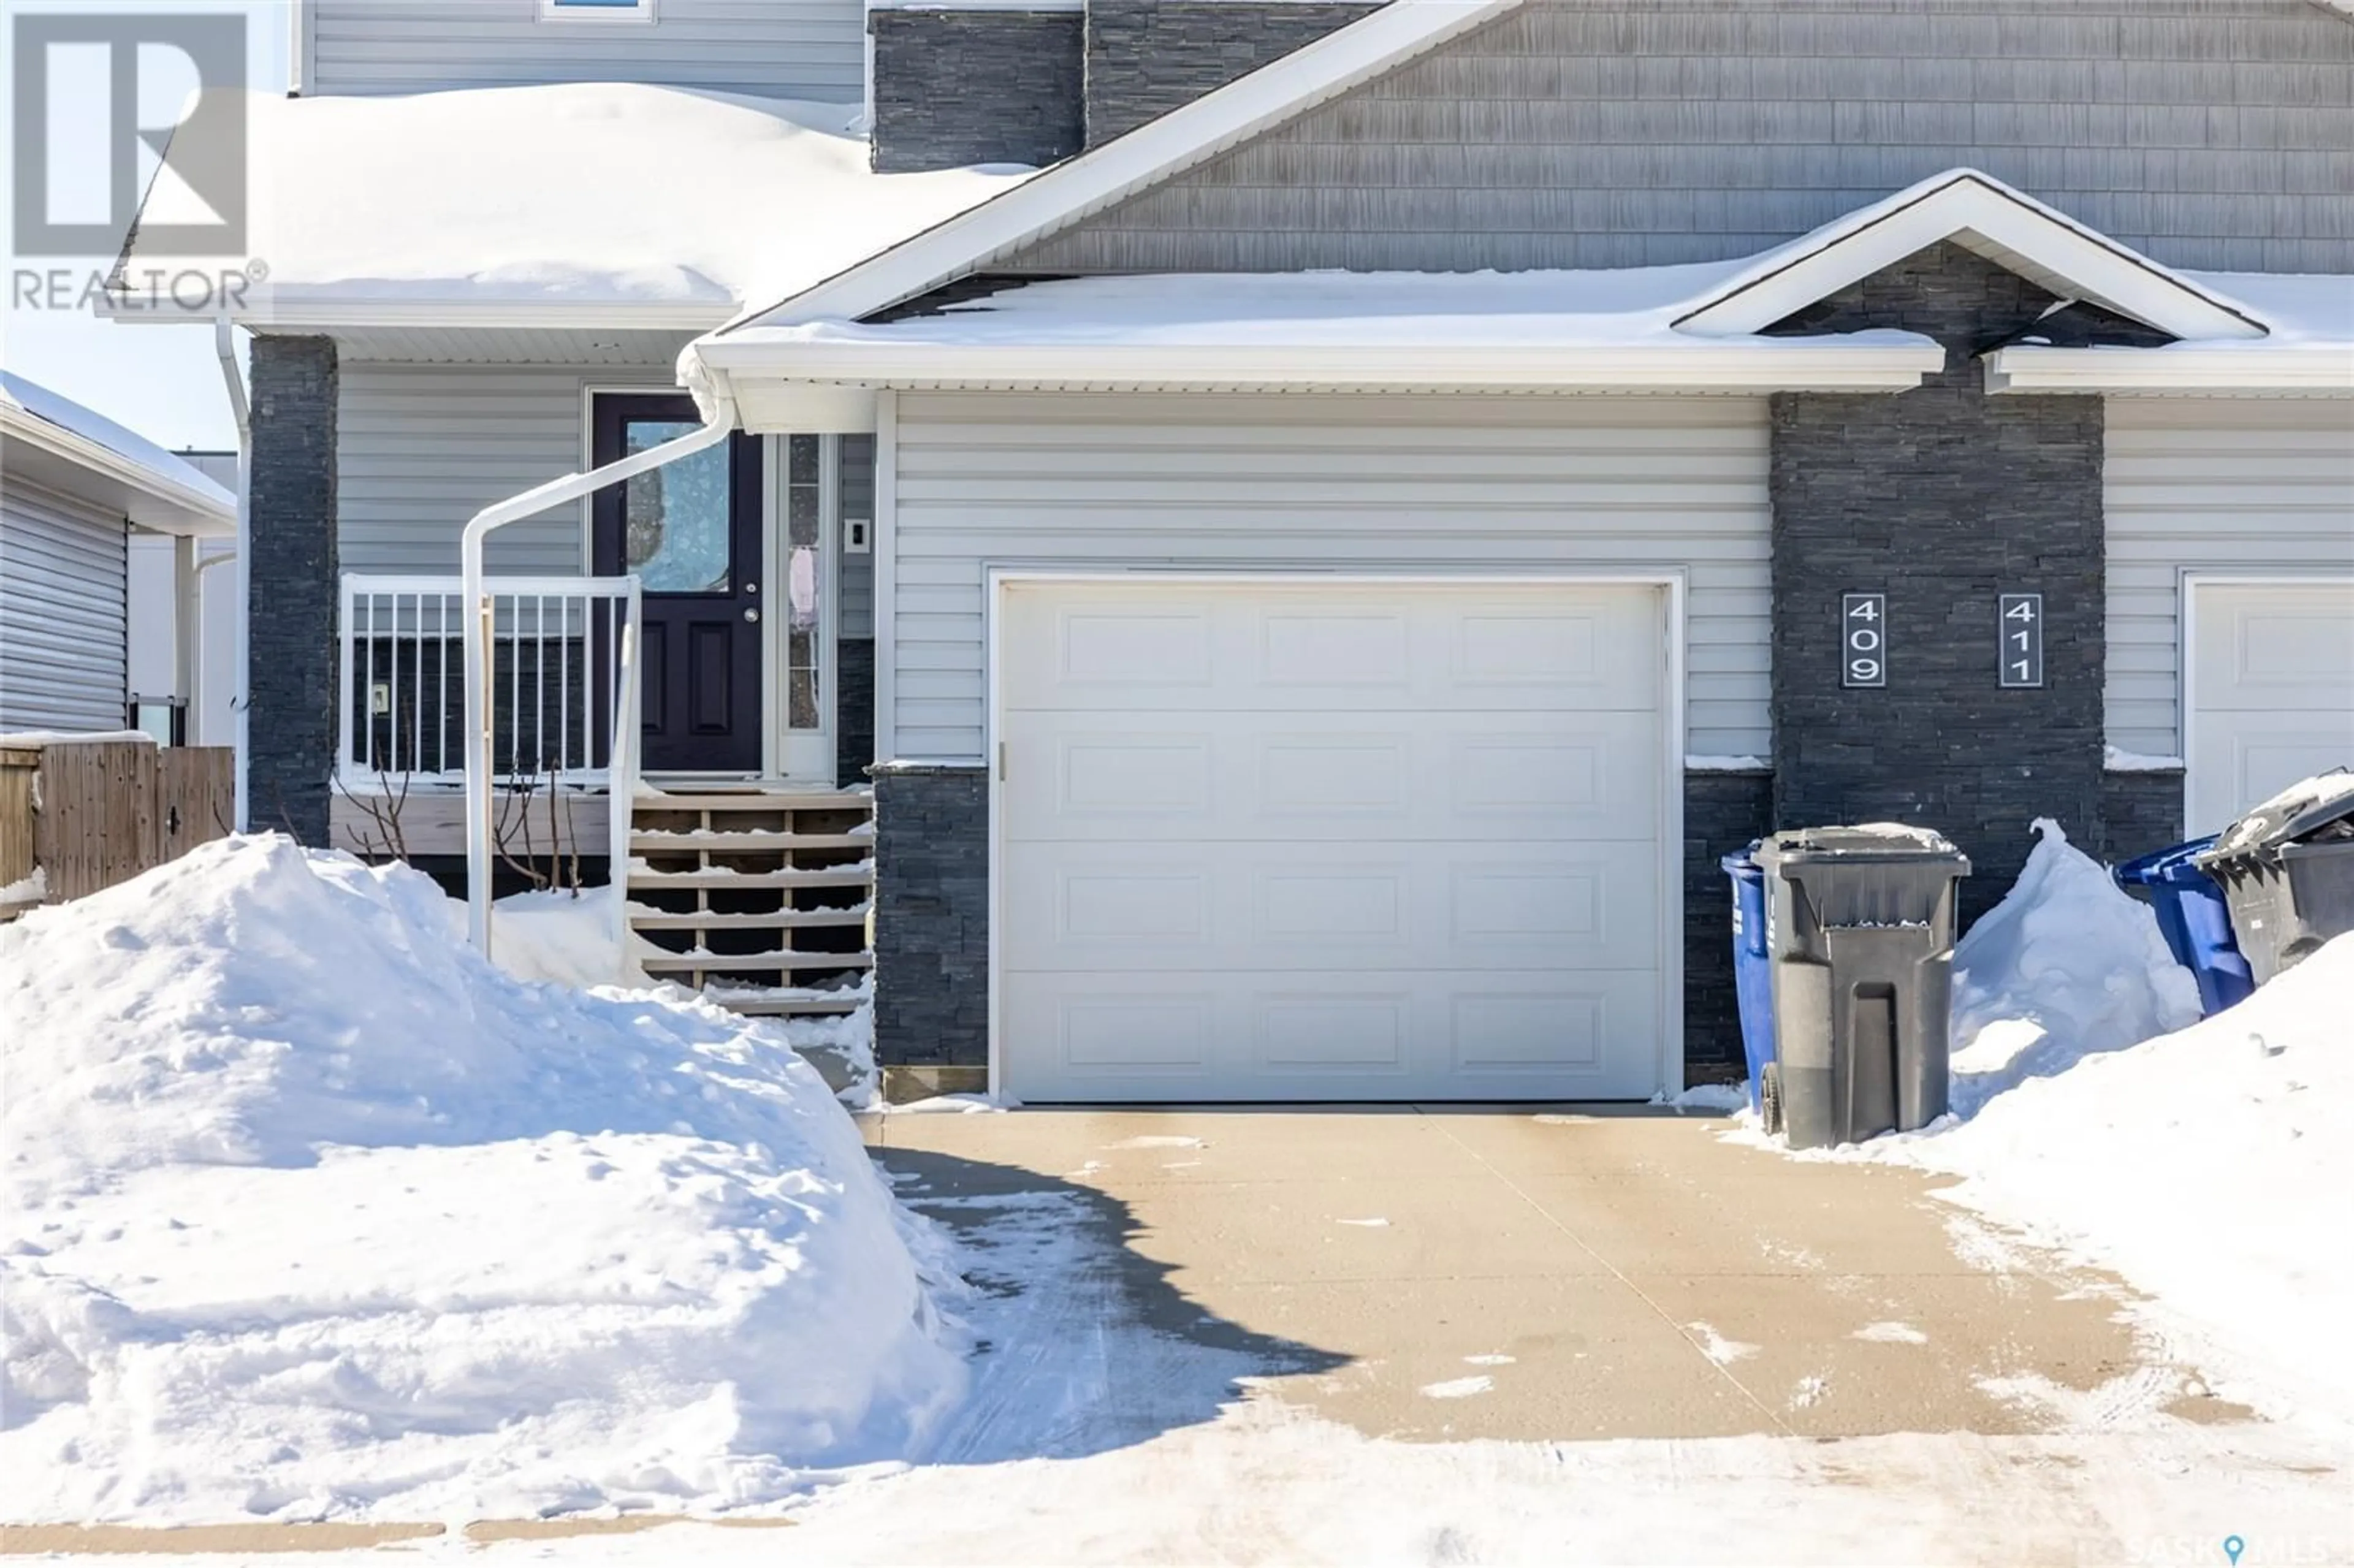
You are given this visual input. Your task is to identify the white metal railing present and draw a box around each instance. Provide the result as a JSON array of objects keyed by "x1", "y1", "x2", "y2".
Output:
[
  {"x1": 605, "y1": 617, "x2": 640, "y2": 977},
  {"x1": 337, "y1": 573, "x2": 642, "y2": 790}
]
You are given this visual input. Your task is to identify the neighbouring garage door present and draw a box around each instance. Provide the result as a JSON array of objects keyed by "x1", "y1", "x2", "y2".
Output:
[
  {"x1": 2188, "y1": 582, "x2": 2354, "y2": 835},
  {"x1": 997, "y1": 579, "x2": 1671, "y2": 1103}
]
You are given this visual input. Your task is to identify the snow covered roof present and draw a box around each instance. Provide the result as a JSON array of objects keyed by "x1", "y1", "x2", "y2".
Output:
[
  {"x1": 110, "y1": 85, "x2": 1034, "y2": 330},
  {"x1": 1986, "y1": 271, "x2": 2354, "y2": 394},
  {"x1": 0, "y1": 373, "x2": 235, "y2": 536},
  {"x1": 691, "y1": 262, "x2": 1948, "y2": 413},
  {"x1": 695, "y1": 170, "x2": 2354, "y2": 407}
]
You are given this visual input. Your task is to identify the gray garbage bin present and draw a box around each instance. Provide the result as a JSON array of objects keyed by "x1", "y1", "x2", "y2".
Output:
[
  {"x1": 2193, "y1": 768, "x2": 2354, "y2": 986},
  {"x1": 1753, "y1": 826, "x2": 1971, "y2": 1150}
]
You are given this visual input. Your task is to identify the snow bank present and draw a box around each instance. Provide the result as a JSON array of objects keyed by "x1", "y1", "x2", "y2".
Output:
[
  {"x1": 0, "y1": 835, "x2": 968, "y2": 1524},
  {"x1": 1741, "y1": 820, "x2": 2350, "y2": 1418},
  {"x1": 1914, "y1": 931, "x2": 2354, "y2": 1417},
  {"x1": 1945, "y1": 819, "x2": 2202, "y2": 1116}
]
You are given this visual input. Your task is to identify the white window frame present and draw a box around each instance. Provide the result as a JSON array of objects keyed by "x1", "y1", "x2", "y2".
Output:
[{"x1": 538, "y1": 0, "x2": 656, "y2": 23}]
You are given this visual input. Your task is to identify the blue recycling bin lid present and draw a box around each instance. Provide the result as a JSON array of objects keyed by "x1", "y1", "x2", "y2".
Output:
[{"x1": 2114, "y1": 835, "x2": 2220, "y2": 889}]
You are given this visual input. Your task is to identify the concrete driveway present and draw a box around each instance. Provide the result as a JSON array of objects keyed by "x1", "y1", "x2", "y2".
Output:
[{"x1": 868, "y1": 1104, "x2": 2246, "y2": 1446}]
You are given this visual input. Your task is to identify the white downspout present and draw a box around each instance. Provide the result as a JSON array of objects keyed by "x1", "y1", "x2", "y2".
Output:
[
  {"x1": 213, "y1": 318, "x2": 251, "y2": 829},
  {"x1": 461, "y1": 387, "x2": 740, "y2": 954},
  {"x1": 193, "y1": 549, "x2": 238, "y2": 747}
]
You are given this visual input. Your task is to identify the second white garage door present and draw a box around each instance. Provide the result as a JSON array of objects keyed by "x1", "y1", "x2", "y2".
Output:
[
  {"x1": 996, "y1": 579, "x2": 1672, "y2": 1103},
  {"x1": 2188, "y1": 581, "x2": 2354, "y2": 833}
]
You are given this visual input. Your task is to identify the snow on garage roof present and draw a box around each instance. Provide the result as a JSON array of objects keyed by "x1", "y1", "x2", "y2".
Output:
[
  {"x1": 109, "y1": 85, "x2": 1035, "y2": 330},
  {"x1": 689, "y1": 263, "x2": 1951, "y2": 406},
  {"x1": 0, "y1": 372, "x2": 234, "y2": 536}
]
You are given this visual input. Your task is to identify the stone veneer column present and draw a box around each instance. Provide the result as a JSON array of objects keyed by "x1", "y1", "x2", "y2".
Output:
[
  {"x1": 246, "y1": 335, "x2": 339, "y2": 847},
  {"x1": 835, "y1": 638, "x2": 875, "y2": 788},
  {"x1": 1683, "y1": 769, "x2": 1775, "y2": 1084},
  {"x1": 868, "y1": 9, "x2": 1084, "y2": 172},
  {"x1": 1082, "y1": 0, "x2": 1379, "y2": 146},
  {"x1": 1767, "y1": 242, "x2": 2108, "y2": 927},
  {"x1": 870, "y1": 761, "x2": 990, "y2": 1095}
]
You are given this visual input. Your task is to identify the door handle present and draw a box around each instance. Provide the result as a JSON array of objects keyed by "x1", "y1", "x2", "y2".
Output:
[{"x1": 744, "y1": 607, "x2": 760, "y2": 623}]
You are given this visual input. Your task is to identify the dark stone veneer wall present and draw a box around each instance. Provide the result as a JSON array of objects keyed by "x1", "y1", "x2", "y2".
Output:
[
  {"x1": 1083, "y1": 0, "x2": 1379, "y2": 146},
  {"x1": 246, "y1": 334, "x2": 340, "y2": 846},
  {"x1": 836, "y1": 637, "x2": 875, "y2": 788},
  {"x1": 1767, "y1": 242, "x2": 2108, "y2": 929},
  {"x1": 1683, "y1": 770, "x2": 1775, "y2": 1082},
  {"x1": 869, "y1": 1, "x2": 1377, "y2": 173},
  {"x1": 871, "y1": 763, "x2": 991, "y2": 1071},
  {"x1": 868, "y1": 9, "x2": 1084, "y2": 173}
]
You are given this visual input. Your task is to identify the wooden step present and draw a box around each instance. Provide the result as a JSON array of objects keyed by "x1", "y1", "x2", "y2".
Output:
[
  {"x1": 634, "y1": 788, "x2": 872, "y2": 812},
  {"x1": 641, "y1": 950, "x2": 874, "y2": 974},
  {"x1": 629, "y1": 829, "x2": 872, "y2": 852},
  {"x1": 710, "y1": 994, "x2": 868, "y2": 1017},
  {"x1": 625, "y1": 903, "x2": 870, "y2": 931},
  {"x1": 627, "y1": 864, "x2": 873, "y2": 891}
]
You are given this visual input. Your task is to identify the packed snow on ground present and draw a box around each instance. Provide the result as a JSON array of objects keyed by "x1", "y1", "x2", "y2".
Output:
[
  {"x1": 123, "y1": 85, "x2": 1030, "y2": 318},
  {"x1": 1741, "y1": 818, "x2": 2352, "y2": 1418},
  {"x1": 0, "y1": 835, "x2": 969, "y2": 1525}
]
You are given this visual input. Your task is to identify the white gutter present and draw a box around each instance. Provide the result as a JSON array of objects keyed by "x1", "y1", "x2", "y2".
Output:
[
  {"x1": 1984, "y1": 345, "x2": 2354, "y2": 395},
  {"x1": 460, "y1": 386, "x2": 740, "y2": 954},
  {"x1": 690, "y1": 338, "x2": 1950, "y2": 397},
  {"x1": 214, "y1": 319, "x2": 252, "y2": 831}
]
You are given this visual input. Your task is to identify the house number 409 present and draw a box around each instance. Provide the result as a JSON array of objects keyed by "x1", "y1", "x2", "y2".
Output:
[{"x1": 1842, "y1": 593, "x2": 1887, "y2": 688}]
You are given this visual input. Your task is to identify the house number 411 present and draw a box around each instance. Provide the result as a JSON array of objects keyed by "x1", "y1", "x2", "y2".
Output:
[{"x1": 2000, "y1": 593, "x2": 2044, "y2": 688}]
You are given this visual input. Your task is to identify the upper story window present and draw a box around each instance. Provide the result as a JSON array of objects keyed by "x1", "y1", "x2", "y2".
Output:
[{"x1": 538, "y1": 0, "x2": 655, "y2": 20}]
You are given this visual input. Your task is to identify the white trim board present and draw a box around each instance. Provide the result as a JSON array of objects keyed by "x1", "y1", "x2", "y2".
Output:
[
  {"x1": 980, "y1": 565, "x2": 1688, "y2": 1105},
  {"x1": 1987, "y1": 346, "x2": 2354, "y2": 395}
]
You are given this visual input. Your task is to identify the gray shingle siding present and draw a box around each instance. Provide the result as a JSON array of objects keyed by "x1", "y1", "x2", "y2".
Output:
[
  {"x1": 304, "y1": 0, "x2": 865, "y2": 101},
  {"x1": 1006, "y1": 0, "x2": 2354, "y2": 276}
]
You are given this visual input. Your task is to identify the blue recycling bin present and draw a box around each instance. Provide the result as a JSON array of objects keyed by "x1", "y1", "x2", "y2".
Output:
[
  {"x1": 1721, "y1": 846, "x2": 1777, "y2": 1114},
  {"x1": 2112, "y1": 835, "x2": 2255, "y2": 1016}
]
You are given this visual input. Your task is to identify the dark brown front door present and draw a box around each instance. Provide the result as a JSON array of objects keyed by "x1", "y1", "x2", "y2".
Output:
[{"x1": 592, "y1": 395, "x2": 763, "y2": 774}]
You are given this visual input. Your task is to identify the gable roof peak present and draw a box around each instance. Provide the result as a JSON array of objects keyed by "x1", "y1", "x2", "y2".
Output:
[{"x1": 1674, "y1": 168, "x2": 2268, "y2": 343}]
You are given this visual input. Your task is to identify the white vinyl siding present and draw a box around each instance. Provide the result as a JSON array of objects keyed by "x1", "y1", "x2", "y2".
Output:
[
  {"x1": 0, "y1": 478, "x2": 128, "y2": 731},
  {"x1": 2105, "y1": 400, "x2": 2354, "y2": 760},
  {"x1": 337, "y1": 364, "x2": 634, "y2": 576},
  {"x1": 306, "y1": 0, "x2": 864, "y2": 102},
  {"x1": 885, "y1": 392, "x2": 1770, "y2": 763}
]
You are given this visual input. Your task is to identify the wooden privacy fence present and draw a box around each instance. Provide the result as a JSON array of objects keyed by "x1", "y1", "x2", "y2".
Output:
[{"x1": 0, "y1": 739, "x2": 234, "y2": 916}]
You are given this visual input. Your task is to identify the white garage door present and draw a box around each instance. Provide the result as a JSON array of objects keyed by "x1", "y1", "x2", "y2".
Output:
[
  {"x1": 2188, "y1": 582, "x2": 2354, "y2": 834},
  {"x1": 996, "y1": 579, "x2": 1670, "y2": 1103}
]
